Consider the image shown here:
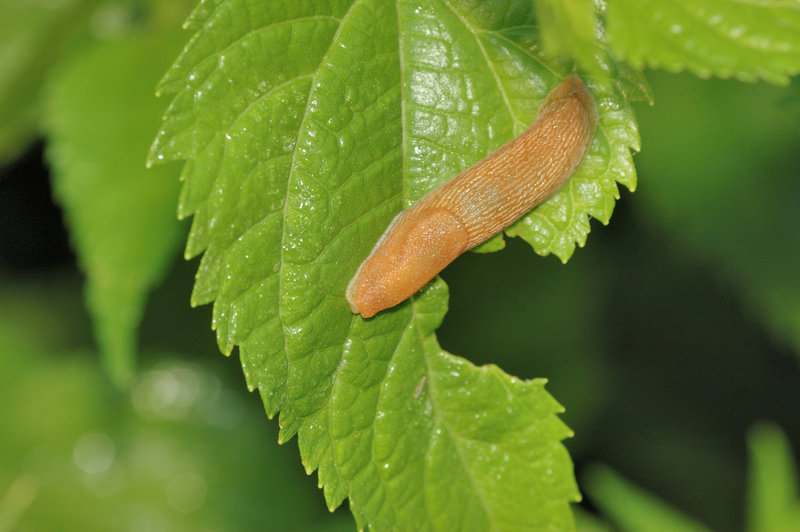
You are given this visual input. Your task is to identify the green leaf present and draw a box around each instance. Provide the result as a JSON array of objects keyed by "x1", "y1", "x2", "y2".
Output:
[
  {"x1": 504, "y1": 67, "x2": 641, "y2": 261},
  {"x1": 44, "y1": 31, "x2": 186, "y2": 386},
  {"x1": 605, "y1": 0, "x2": 800, "y2": 84},
  {"x1": 0, "y1": 0, "x2": 99, "y2": 164},
  {"x1": 533, "y1": 0, "x2": 606, "y2": 77},
  {"x1": 150, "y1": 0, "x2": 643, "y2": 528},
  {"x1": 747, "y1": 423, "x2": 800, "y2": 532},
  {"x1": 583, "y1": 465, "x2": 713, "y2": 532}
]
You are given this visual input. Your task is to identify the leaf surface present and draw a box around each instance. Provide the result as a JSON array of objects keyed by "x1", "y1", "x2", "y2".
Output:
[
  {"x1": 150, "y1": 0, "x2": 642, "y2": 528},
  {"x1": 533, "y1": 0, "x2": 605, "y2": 77},
  {"x1": 606, "y1": 0, "x2": 800, "y2": 83}
]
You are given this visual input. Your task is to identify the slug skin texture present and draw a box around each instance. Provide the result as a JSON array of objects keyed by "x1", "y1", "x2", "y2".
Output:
[{"x1": 347, "y1": 75, "x2": 598, "y2": 318}]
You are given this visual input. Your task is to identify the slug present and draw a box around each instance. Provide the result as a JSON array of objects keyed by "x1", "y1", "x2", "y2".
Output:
[{"x1": 347, "y1": 75, "x2": 598, "y2": 318}]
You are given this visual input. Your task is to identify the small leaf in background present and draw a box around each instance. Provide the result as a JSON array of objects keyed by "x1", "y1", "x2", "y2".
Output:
[
  {"x1": 0, "y1": 0, "x2": 97, "y2": 165},
  {"x1": 583, "y1": 465, "x2": 713, "y2": 532},
  {"x1": 0, "y1": 278, "x2": 354, "y2": 532},
  {"x1": 582, "y1": 423, "x2": 800, "y2": 532},
  {"x1": 747, "y1": 422, "x2": 800, "y2": 532},
  {"x1": 148, "y1": 0, "x2": 645, "y2": 527},
  {"x1": 44, "y1": 29, "x2": 187, "y2": 386},
  {"x1": 605, "y1": 0, "x2": 800, "y2": 83}
]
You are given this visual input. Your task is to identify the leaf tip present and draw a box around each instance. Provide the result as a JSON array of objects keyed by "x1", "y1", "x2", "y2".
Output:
[{"x1": 145, "y1": 148, "x2": 166, "y2": 169}]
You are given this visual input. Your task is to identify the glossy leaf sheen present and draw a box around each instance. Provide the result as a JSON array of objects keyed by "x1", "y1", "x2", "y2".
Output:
[{"x1": 150, "y1": 0, "x2": 642, "y2": 529}]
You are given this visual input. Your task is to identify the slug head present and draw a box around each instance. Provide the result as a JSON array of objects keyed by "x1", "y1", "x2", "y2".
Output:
[{"x1": 347, "y1": 207, "x2": 468, "y2": 318}]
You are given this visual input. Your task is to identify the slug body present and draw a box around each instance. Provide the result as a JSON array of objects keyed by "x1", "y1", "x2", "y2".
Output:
[{"x1": 347, "y1": 75, "x2": 598, "y2": 318}]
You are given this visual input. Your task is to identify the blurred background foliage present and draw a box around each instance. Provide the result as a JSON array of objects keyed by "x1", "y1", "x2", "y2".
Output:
[{"x1": 0, "y1": 0, "x2": 798, "y2": 530}]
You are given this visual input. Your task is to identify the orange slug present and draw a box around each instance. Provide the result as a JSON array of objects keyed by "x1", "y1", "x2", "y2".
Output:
[{"x1": 347, "y1": 75, "x2": 598, "y2": 318}]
